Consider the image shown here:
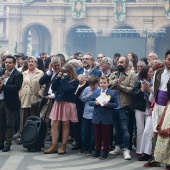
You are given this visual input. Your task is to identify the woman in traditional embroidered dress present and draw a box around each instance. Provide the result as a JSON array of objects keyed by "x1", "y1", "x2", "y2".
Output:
[
  {"x1": 44, "y1": 63, "x2": 79, "y2": 154},
  {"x1": 154, "y1": 77, "x2": 170, "y2": 170}
]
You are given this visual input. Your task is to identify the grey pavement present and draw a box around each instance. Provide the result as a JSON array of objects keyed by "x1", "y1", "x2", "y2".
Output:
[{"x1": 0, "y1": 141, "x2": 165, "y2": 170}]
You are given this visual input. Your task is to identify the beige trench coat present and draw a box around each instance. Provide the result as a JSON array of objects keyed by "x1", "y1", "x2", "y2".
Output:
[{"x1": 20, "y1": 68, "x2": 45, "y2": 108}]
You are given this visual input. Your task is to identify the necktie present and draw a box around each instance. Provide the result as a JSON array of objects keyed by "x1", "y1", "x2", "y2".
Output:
[
  {"x1": 85, "y1": 70, "x2": 88, "y2": 75},
  {"x1": 102, "y1": 90, "x2": 105, "y2": 93}
]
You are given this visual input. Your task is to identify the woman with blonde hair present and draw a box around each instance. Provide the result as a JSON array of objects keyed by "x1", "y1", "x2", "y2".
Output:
[{"x1": 44, "y1": 63, "x2": 79, "y2": 154}]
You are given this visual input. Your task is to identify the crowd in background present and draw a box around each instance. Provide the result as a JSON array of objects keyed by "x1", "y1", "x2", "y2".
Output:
[{"x1": 0, "y1": 50, "x2": 170, "y2": 170}]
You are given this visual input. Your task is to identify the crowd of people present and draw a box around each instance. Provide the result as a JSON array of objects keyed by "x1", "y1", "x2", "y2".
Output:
[{"x1": 0, "y1": 50, "x2": 170, "y2": 169}]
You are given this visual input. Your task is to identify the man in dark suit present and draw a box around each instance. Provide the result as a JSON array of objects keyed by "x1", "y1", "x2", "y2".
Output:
[
  {"x1": 0, "y1": 55, "x2": 23, "y2": 152},
  {"x1": 39, "y1": 56, "x2": 61, "y2": 141},
  {"x1": 72, "y1": 53, "x2": 101, "y2": 150}
]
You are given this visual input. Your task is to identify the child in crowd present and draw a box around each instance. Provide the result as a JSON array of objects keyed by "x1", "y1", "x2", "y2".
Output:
[
  {"x1": 89, "y1": 76, "x2": 118, "y2": 159},
  {"x1": 79, "y1": 75, "x2": 100, "y2": 155}
]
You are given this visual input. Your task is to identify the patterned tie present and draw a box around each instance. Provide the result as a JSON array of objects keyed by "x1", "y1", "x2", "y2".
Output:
[{"x1": 85, "y1": 70, "x2": 88, "y2": 75}]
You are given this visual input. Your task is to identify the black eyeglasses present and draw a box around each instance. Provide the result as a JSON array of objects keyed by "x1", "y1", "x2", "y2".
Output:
[{"x1": 82, "y1": 58, "x2": 91, "y2": 60}]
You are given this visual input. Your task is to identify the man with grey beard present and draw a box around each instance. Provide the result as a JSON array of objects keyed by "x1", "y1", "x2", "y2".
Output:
[{"x1": 72, "y1": 53, "x2": 101, "y2": 151}]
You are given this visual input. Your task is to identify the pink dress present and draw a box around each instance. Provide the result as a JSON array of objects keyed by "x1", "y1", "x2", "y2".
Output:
[{"x1": 49, "y1": 101, "x2": 78, "y2": 122}]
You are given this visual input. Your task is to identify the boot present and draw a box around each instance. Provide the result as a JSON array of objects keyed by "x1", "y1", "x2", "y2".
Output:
[
  {"x1": 44, "y1": 144, "x2": 58, "y2": 154},
  {"x1": 58, "y1": 144, "x2": 66, "y2": 154}
]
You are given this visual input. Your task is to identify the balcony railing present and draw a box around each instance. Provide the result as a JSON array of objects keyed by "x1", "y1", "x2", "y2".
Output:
[{"x1": 65, "y1": 0, "x2": 162, "y2": 2}]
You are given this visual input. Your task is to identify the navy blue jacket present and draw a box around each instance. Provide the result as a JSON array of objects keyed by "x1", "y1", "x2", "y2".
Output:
[
  {"x1": 89, "y1": 89, "x2": 118, "y2": 125},
  {"x1": 51, "y1": 75, "x2": 79, "y2": 103},
  {"x1": 75, "y1": 68, "x2": 101, "y2": 77},
  {"x1": 0, "y1": 68, "x2": 23, "y2": 111}
]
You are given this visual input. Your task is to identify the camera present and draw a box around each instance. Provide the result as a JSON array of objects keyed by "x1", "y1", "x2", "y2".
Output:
[{"x1": 141, "y1": 80, "x2": 146, "y2": 84}]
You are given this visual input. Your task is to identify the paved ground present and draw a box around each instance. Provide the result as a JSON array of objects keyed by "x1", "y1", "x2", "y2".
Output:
[{"x1": 0, "y1": 140, "x2": 165, "y2": 170}]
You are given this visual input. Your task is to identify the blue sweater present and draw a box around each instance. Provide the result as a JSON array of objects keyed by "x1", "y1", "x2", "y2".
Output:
[
  {"x1": 51, "y1": 76, "x2": 79, "y2": 103},
  {"x1": 81, "y1": 86, "x2": 100, "y2": 119}
]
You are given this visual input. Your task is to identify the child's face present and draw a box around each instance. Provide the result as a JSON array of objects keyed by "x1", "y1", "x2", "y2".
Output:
[
  {"x1": 89, "y1": 83, "x2": 99, "y2": 90},
  {"x1": 100, "y1": 79, "x2": 109, "y2": 90}
]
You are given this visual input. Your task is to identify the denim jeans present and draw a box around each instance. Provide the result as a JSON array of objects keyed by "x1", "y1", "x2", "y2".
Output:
[
  {"x1": 113, "y1": 108, "x2": 130, "y2": 149},
  {"x1": 81, "y1": 117, "x2": 94, "y2": 150}
]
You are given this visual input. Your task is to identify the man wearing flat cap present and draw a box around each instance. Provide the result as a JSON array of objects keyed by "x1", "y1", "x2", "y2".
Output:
[{"x1": 14, "y1": 53, "x2": 25, "y2": 69}]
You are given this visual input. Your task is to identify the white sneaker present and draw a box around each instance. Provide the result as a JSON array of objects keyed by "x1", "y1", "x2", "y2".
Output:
[
  {"x1": 109, "y1": 146, "x2": 122, "y2": 155},
  {"x1": 13, "y1": 131, "x2": 20, "y2": 139},
  {"x1": 123, "y1": 149, "x2": 131, "y2": 160}
]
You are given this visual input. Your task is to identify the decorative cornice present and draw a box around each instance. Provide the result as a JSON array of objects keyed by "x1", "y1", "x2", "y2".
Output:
[{"x1": 53, "y1": 17, "x2": 65, "y2": 23}]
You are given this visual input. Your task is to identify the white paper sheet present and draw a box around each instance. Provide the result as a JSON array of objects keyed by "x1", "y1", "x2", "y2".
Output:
[{"x1": 96, "y1": 93, "x2": 110, "y2": 106}]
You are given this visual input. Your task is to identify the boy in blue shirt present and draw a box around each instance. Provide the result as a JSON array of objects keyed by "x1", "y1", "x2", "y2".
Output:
[{"x1": 79, "y1": 75, "x2": 100, "y2": 155}]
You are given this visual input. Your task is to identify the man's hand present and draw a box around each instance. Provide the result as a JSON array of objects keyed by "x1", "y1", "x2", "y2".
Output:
[
  {"x1": 78, "y1": 75, "x2": 86, "y2": 84},
  {"x1": 112, "y1": 79, "x2": 118, "y2": 84},
  {"x1": 46, "y1": 95, "x2": 52, "y2": 100},
  {"x1": 48, "y1": 64, "x2": 53, "y2": 72}
]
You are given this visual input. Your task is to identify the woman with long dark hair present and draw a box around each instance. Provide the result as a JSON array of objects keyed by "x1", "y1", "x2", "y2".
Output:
[
  {"x1": 44, "y1": 63, "x2": 79, "y2": 154},
  {"x1": 128, "y1": 52, "x2": 138, "y2": 73},
  {"x1": 133, "y1": 66, "x2": 153, "y2": 160}
]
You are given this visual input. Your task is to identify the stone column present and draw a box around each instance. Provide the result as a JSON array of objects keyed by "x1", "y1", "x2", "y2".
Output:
[
  {"x1": 146, "y1": 37, "x2": 155, "y2": 55},
  {"x1": 51, "y1": 16, "x2": 65, "y2": 53},
  {"x1": 8, "y1": 6, "x2": 21, "y2": 55}
]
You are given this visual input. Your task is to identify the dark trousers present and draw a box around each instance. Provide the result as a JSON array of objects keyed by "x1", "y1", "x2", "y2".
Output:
[
  {"x1": 113, "y1": 108, "x2": 130, "y2": 149},
  {"x1": 15, "y1": 110, "x2": 20, "y2": 132},
  {"x1": 20, "y1": 106, "x2": 38, "y2": 132},
  {"x1": 81, "y1": 117, "x2": 94, "y2": 150},
  {"x1": 127, "y1": 107, "x2": 135, "y2": 150},
  {"x1": 93, "y1": 123, "x2": 111, "y2": 152},
  {"x1": 73, "y1": 99, "x2": 84, "y2": 147},
  {"x1": 0, "y1": 100, "x2": 17, "y2": 146}
]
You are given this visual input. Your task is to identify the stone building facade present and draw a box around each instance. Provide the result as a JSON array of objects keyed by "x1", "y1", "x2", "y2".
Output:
[{"x1": 4, "y1": 0, "x2": 170, "y2": 58}]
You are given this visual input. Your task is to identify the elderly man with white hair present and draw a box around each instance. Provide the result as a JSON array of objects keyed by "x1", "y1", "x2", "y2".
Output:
[
  {"x1": 100, "y1": 57, "x2": 113, "y2": 77},
  {"x1": 69, "y1": 59, "x2": 80, "y2": 68},
  {"x1": 147, "y1": 53, "x2": 158, "y2": 63}
]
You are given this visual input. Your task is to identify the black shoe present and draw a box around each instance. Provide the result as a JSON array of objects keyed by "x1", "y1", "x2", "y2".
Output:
[
  {"x1": 2, "y1": 146, "x2": 10, "y2": 152},
  {"x1": 92, "y1": 150, "x2": 100, "y2": 159},
  {"x1": 0, "y1": 145, "x2": 4, "y2": 150},
  {"x1": 138, "y1": 154, "x2": 151, "y2": 161},
  {"x1": 86, "y1": 149, "x2": 93, "y2": 156},
  {"x1": 71, "y1": 145, "x2": 82, "y2": 150},
  {"x1": 78, "y1": 149, "x2": 88, "y2": 155},
  {"x1": 46, "y1": 136, "x2": 52, "y2": 141},
  {"x1": 99, "y1": 152, "x2": 108, "y2": 160}
]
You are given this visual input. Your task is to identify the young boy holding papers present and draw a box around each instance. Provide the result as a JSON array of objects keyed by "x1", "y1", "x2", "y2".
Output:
[{"x1": 89, "y1": 76, "x2": 118, "y2": 159}]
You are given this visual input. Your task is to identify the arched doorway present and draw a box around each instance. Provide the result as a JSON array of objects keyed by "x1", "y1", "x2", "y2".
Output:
[
  {"x1": 21, "y1": 24, "x2": 52, "y2": 56},
  {"x1": 155, "y1": 26, "x2": 170, "y2": 59},
  {"x1": 65, "y1": 25, "x2": 96, "y2": 57}
]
